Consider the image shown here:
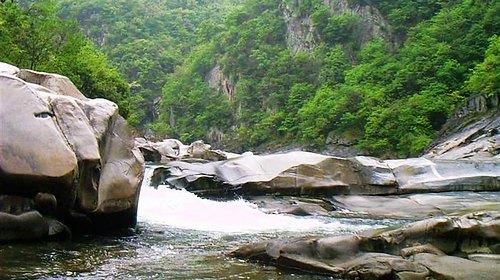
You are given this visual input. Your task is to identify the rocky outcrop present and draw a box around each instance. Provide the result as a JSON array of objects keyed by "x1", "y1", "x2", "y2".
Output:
[
  {"x1": 205, "y1": 65, "x2": 235, "y2": 101},
  {"x1": 158, "y1": 152, "x2": 499, "y2": 196},
  {"x1": 425, "y1": 94, "x2": 499, "y2": 160},
  {"x1": 280, "y1": 2, "x2": 316, "y2": 53},
  {"x1": 230, "y1": 212, "x2": 500, "y2": 279},
  {"x1": 0, "y1": 62, "x2": 144, "y2": 242}
]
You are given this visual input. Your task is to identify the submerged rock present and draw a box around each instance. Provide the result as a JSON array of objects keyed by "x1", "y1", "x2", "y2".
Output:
[
  {"x1": 0, "y1": 62, "x2": 144, "y2": 242},
  {"x1": 230, "y1": 212, "x2": 500, "y2": 279}
]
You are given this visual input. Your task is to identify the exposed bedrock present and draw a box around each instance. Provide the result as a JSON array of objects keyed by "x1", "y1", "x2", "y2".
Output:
[
  {"x1": 0, "y1": 62, "x2": 144, "y2": 242},
  {"x1": 152, "y1": 152, "x2": 499, "y2": 196},
  {"x1": 230, "y1": 211, "x2": 500, "y2": 279},
  {"x1": 424, "y1": 94, "x2": 499, "y2": 160}
]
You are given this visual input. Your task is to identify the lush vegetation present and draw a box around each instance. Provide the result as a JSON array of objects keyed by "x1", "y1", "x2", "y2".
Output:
[
  {"x1": 155, "y1": 0, "x2": 499, "y2": 157},
  {"x1": 0, "y1": 0, "x2": 140, "y2": 122},
  {"x1": 2, "y1": 0, "x2": 498, "y2": 157},
  {"x1": 56, "y1": 0, "x2": 243, "y2": 126}
]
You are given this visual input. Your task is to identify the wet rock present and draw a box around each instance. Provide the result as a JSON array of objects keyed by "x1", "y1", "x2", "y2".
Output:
[
  {"x1": 412, "y1": 253, "x2": 499, "y2": 280},
  {"x1": 253, "y1": 197, "x2": 331, "y2": 216},
  {"x1": 46, "y1": 217, "x2": 71, "y2": 240},
  {"x1": 329, "y1": 192, "x2": 500, "y2": 219},
  {"x1": 0, "y1": 211, "x2": 49, "y2": 242},
  {"x1": 0, "y1": 195, "x2": 34, "y2": 215},
  {"x1": 34, "y1": 193, "x2": 57, "y2": 216}
]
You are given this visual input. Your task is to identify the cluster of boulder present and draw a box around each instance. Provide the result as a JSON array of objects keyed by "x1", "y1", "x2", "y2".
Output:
[
  {"x1": 134, "y1": 138, "x2": 234, "y2": 163},
  {"x1": 0, "y1": 62, "x2": 144, "y2": 242},
  {"x1": 142, "y1": 95, "x2": 499, "y2": 279}
]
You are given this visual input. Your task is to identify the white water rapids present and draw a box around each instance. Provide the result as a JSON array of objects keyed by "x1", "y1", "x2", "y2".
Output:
[{"x1": 137, "y1": 166, "x2": 374, "y2": 233}]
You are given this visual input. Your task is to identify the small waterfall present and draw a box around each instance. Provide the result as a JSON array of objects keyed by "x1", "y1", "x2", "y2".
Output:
[{"x1": 137, "y1": 166, "x2": 372, "y2": 233}]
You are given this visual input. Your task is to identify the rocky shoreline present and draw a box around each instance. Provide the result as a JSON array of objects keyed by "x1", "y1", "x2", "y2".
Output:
[{"x1": 229, "y1": 211, "x2": 500, "y2": 279}]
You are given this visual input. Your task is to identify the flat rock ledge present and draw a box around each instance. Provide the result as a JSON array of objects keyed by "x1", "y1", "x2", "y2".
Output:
[
  {"x1": 151, "y1": 152, "x2": 499, "y2": 196},
  {"x1": 230, "y1": 211, "x2": 500, "y2": 279}
]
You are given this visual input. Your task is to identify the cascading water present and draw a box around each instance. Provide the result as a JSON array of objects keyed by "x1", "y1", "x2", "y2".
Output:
[
  {"x1": 138, "y1": 177, "x2": 372, "y2": 233},
  {"x1": 0, "y1": 165, "x2": 403, "y2": 279}
]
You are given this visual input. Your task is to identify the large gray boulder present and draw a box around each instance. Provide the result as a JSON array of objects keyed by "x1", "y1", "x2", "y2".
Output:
[{"x1": 0, "y1": 62, "x2": 144, "y2": 241}]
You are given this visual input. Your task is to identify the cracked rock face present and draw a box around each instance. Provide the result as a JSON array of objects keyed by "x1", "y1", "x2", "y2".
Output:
[{"x1": 0, "y1": 63, "x2": 144, "y2": 239}]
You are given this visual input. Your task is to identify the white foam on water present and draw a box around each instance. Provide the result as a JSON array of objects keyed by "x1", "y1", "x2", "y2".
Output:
[{"x1": 138, "y1": 167, "x2": 373, "y2": 233}]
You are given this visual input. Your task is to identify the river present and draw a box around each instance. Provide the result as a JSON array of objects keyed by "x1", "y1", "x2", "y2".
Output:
[{"x1": 0, "y1": 167, "x2": 403, "y2": 279}]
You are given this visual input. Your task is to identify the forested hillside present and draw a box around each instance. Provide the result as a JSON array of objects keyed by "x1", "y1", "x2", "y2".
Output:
[
  {"x1": 156, "y1": 0, "x2": 498, "y2": 157},
  {"x1": 2, "y1": 0, "x2": 498, "y2": 157},
  {"x1": 57, "y1": 0, "x2": 243, "y2": 126}
]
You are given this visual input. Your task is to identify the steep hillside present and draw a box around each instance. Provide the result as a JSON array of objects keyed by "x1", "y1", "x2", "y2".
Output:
[
  {"x1": 23, "y1": 0, "x2": 498, "y2": 157},
  {"x1": 57, "y1": 0, "x2": 243, "y2": 126}
]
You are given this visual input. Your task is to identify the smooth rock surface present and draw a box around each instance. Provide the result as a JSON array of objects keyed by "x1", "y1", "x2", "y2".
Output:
[
  {"x1": 329, "y1": 192, "x2": 500, "y2": 219},
  {"x1": 0, "y1": 62, "x2": 144, "y2": 240},
  {"x1": 425, "y1": 94, "x2": 499, "y2": 160}
]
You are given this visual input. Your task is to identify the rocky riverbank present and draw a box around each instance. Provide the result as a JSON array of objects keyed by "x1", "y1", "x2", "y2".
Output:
[
  {"x1": 137, "y1": 94, "x2": 499, "y2": 279},
  {"x1": 230, "y1": 211, "x2": 500, "y2": 279},
  {"x1": 1, "y1": 61, "x2": 498, "y2": 278}
]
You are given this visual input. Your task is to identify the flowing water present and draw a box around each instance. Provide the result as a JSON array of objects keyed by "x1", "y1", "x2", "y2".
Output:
[{"x1": 0, "y1": 167, "x2": 403, "y2": 279}]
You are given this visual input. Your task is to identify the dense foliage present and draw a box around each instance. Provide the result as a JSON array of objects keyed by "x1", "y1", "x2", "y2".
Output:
[
  {"x1": 3, "y1": 0, "x2": 498, "y2": 157},
  {"x1": 154, "y1": 0, "x2": 499, "y2": 157},
  {"x1": 0, "y1": 0, "x2": 139, "y2": 122}
]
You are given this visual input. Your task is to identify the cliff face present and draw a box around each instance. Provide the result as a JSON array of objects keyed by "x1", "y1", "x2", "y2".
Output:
[
  {"x1": 205, "y1": 65, "x2": 235, "y2": 101},
  {"x1": 281, "y1": 0, "x2": 391, "y2": 54},
  {"x1": 280, "y1": 2, "x2": 317, "y2": 53}
]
